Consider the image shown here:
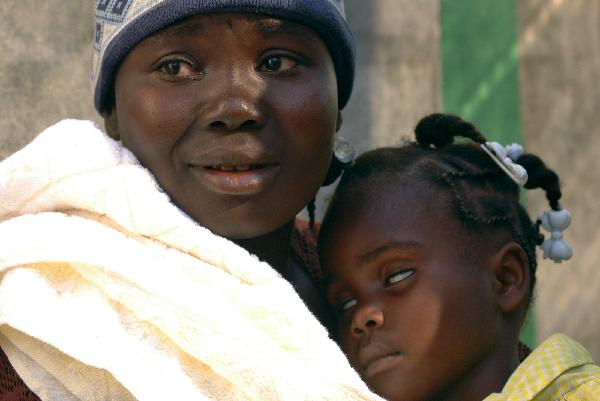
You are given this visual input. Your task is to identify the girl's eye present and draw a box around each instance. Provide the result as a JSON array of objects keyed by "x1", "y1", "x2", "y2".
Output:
[
  {"x1": 258, "y1": 55, "x2": 299, "y2": 73},
  {"x1": 340, "y1": 298, "x2": 357, "y2": 312},
  {"x1": 385, "y1": 269, "x2": 415, "y2": 286},
  {"x1": 157, "y1": 59, "x2": 198, "y2": 79}
]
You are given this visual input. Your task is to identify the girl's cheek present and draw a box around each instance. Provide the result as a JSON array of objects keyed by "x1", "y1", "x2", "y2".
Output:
[{"x1": 338, "y1": 321, "x2": 354, "y2": 348}]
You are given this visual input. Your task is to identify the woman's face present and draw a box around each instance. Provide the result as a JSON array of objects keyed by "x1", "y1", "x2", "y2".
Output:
[
  {"x1": 107, "y1": 13, "x2": 338, "y2": 239},
  {"x1": 320, "y1": 183, "x2": 499, "y2": 401}
]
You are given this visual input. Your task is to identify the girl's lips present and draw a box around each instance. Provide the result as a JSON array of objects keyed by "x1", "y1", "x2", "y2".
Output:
[
  {"x1": 189, "y1": 164, "x2": 280, "y2": 195},
  {"x1": 363, "y1": 352, "x2": 403, "y2": 378}
]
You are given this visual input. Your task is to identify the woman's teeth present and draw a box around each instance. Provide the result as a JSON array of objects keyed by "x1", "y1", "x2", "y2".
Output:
[{"x1": 209, "y1": 165, "x2": 260, "y2": 172}]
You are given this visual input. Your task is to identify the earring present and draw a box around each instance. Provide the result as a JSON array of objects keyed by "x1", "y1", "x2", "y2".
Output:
[{"x1": 322, "y1": 137, "x2": 355, "y2": 186}]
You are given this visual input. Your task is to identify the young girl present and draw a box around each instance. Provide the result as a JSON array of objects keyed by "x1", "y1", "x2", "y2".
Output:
[
  {"x1": 319, "y1": 113, "x2": 599, "y2": 401},
  {"x1": 0, "y1": 1, "x2": 383, "y2": 400}
]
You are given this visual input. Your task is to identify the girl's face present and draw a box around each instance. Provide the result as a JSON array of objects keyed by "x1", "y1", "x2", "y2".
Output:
[
  {"x1": 107, "y1": 13, "x2": 338, "y2": 239},
  {"x1": 320, "y1": 182, "x2": 500, "y2": 401}
]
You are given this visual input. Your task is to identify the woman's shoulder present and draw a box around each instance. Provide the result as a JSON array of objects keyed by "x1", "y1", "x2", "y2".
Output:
[{"x1": 0, "y1": 346, "x2": 41, "y2": 401}]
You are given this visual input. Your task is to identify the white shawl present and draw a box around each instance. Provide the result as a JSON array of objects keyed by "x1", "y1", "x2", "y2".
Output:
[{"x1": 0, "y1": 120, "x2": 382, "y2": 401}]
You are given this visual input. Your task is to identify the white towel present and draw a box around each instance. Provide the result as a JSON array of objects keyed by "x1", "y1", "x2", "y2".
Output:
[{"x1": 0, "y1": 120, "x2": 382, "y2": 401}]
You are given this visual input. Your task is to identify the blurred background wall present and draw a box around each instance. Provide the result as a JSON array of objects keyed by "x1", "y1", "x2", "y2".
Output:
[
  {"x1": 1, "y1": 0, "x2": 599, "y2": 359},
  {"x1": 0, "y1": 1, "x2": 101, "y2": 160}
]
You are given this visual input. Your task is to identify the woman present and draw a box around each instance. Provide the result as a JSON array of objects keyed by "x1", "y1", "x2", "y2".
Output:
[{"x1": 0, "y1": 1, "x2": 382, "y2": 400}]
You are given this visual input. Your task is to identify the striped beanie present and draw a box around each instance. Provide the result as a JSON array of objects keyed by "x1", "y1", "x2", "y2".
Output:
[{"x1": 92, "y1": 0, "x2": 355, "y2": 113}]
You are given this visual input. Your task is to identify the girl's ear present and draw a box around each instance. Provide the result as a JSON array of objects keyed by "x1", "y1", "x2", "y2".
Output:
[
  {"x1": 488, "y1": 242, "x2": 530, "y2": 314},
  {"x1": 103, "y1": 108, "x2": 121, "y2": 140},
  {"x1": 336, "y1": 111, "x2": 343, "y2": 132}
]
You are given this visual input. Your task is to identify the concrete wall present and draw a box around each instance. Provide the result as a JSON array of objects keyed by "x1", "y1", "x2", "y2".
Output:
[
  {"x1": 342, "y1": 0, "x2": 441, "y2": 151},
  {"x1": 0, "y1": 0, "x2": 101, "y2": 161},
  {"x1": 517, "y1": 0, "x2": 600, "y2": 359},
  {"x1": 1, "y1": 0, "x2": 599, "y2": 359}
]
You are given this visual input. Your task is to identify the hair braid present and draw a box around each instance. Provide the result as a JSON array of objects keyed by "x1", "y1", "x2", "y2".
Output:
[
  {"x1": 307, "y1": 198, "x2": 316, "y2": 230},
  {"x1": 415, "y1": 113, "x2": 487, "y2": 148},
  {"x1": 517, "y1": 154, "x2": 562, "y2": 210},
  {"x1": 440, "y1": 168, "x2": 538, "y2": 281}
]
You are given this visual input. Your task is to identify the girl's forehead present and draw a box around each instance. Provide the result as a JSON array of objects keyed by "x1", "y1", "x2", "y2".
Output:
[
  {"x1": 344, "y1": 174, "x2": 448, "y2": 214},
  {"x1": 325, "y1": 181, "x2": 440, "y2": 243},
  {"x1": 322, "y1": 182, "x2": 485, "y2": 278},
  {"x1": 321, "y1": 177, "x2": 470, "y2": 258}
]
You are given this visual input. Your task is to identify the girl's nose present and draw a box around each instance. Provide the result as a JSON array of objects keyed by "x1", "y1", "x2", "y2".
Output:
[
  {"x1": 350, "y1": 304, "x2": 384, "y2": 338},
  {"x1": 199, "y1": 67, "x2": 266, "y2": 132}
]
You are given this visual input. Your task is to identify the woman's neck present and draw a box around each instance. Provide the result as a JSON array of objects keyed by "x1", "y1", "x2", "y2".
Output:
[
  {"x1": 235, "y1": 220, "x2": 334, "y2": 329},
  {"x1": 233, "y1": 220, "x2": 295, "y2": 274}
]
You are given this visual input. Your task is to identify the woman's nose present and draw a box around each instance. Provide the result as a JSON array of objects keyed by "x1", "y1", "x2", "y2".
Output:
[
  {"x1": 350, "y1": 303, "x2": 385, "y2": 338},
  {"x1": 199, "y1": 67, "x2": 266, "y2": 132}
]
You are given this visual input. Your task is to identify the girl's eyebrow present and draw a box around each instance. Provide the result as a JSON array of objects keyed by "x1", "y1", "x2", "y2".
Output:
[
  {"x1": 321, "y1": 241, "x2": 422, "y2": 289},
  {"x1": 321, "y1": 272, "x2": 338, "y2": 289},
  {"x1": 359, "y1": 241, "x2": 423, "y2": 265}
]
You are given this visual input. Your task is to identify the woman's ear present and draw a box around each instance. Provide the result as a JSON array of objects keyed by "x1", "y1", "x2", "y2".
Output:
[
  {"x1": 488, "y1": 242, "x2": 530, "y2": 314},
  {"x1": 336, "y1": 111, "x2": 343, "y2": 132},
  {"x1": 103, "y1": 108, "x2": 121, "y2": 140}
]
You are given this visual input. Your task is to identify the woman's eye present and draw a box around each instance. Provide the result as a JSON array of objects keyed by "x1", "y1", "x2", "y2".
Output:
[
  {"x1": 259, "y1": 55, "x2": 299, "y2": 73},
  {"x1": 385, "y1": 269, "x2": 415, "y2": 285},
  {"x1": 157, "y1": 59, "x2": 197, "y2": 79},
  {"x1": 339, "y1": 298, "x2": 357, "y2": 312}
]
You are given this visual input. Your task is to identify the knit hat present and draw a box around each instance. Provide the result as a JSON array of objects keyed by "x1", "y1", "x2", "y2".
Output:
[{"x1": 92, "y1": 0, "x2": 355, "y2": 113}]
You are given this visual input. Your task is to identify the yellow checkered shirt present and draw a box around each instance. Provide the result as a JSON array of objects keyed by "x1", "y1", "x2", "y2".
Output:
[{"x1": 484, "y1": 334, "x2": 600, "y2": 401}]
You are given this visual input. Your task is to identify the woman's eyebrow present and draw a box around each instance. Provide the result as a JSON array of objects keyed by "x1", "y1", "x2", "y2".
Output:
[
  {"x1": 320, "y1": 272, "x2": 338, "y2": 290},
  {"x1": 144, "y1": 18, "x2": 320, "y2": 47},
  {"x1": 146, "y1": 19, "x2": 207, "y2": 44},
  {"x1": 251, "y1": 19, "x2": 321, "y2": 42}
]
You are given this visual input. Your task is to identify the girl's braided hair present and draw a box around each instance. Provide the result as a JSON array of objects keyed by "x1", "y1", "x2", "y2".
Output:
[{"x1": 320, "y1": 113, "x2": 563, "y2": 293}]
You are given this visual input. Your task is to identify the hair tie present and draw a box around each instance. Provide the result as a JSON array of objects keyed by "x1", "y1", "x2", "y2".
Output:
[
  {"x1": 539, "y1": 208, "x2": 573, "y2": 263},
  {"x1": 480, "y1": 141, "x2": 528, "y2": 185},
  {"x1": 505, "y1": 143, "x2": 524, "y2": 161}
]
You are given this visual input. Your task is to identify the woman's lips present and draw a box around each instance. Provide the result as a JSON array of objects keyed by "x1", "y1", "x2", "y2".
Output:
[
  {"x1": 189, "y1": 163, "x2": 280, "y2": 195},
  {"x1": 363, "y1": 352, "x2": 403, "y2": 378}
]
